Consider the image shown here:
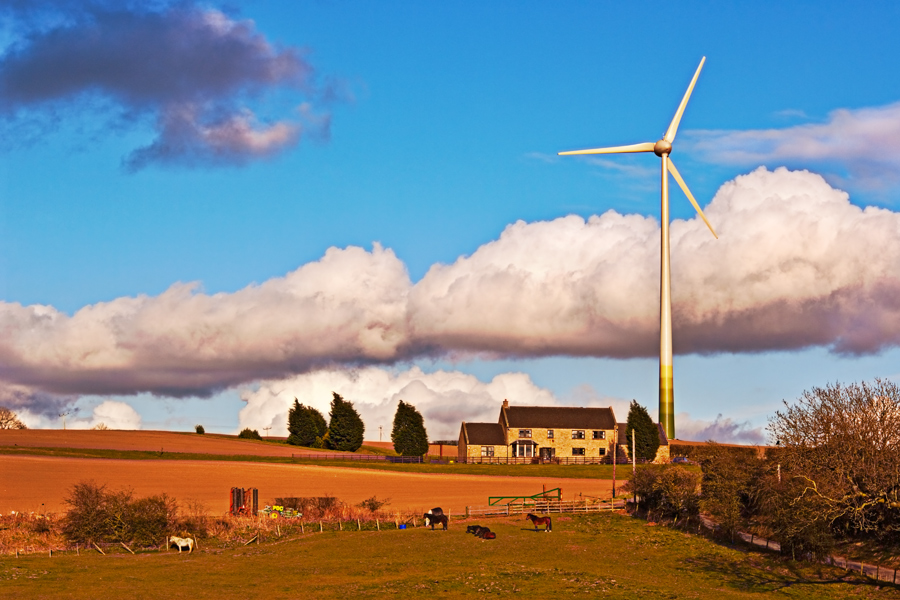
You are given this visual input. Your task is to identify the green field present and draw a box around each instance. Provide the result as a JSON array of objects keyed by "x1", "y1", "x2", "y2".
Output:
[
  {"x1": 0, "y1": 445, "x2": 674, "y2": 480},
  {"x1": 1, "y1": 513, "x2": 893, "y2": 599}
]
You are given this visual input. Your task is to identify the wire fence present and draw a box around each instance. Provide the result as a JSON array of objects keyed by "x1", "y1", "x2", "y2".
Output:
[
  {"x1": 291, "y1": 454, "x2": 423, "y2": 463},
  {"x1": 457, "y1": 456, "x2": 645, "y2": 465},
  {"x1": 465, "y1": 498, "x2": 627, "y2": 518}
]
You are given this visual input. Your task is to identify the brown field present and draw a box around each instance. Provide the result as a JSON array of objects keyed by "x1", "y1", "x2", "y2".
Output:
[
  {"x1": 0, "y1": 429, "x2": 311, "y2": 457},
  {"x1": 1, "y1": 456, "x2": 612, "y2": 515}
]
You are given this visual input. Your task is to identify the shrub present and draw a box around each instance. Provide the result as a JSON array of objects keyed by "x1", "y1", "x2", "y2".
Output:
[
  {"x1": 625, "y1": 465, "x2": 700, "y2": 523},
  {"x1": 625, "y1": 400, "x2": 660, "y2": 461},
  {"x1": 696, "y1": 443, "x2": 766, "y2": 541},
  {"x1": 62, "y1": 481, "x2": 110, "y2": 545},
  {"x1": 238, "y1": 428, "x2": 263, "y2": 440},
  {"x1": 195, "y1": 424, "x2": 205, "y2": 434},
  {"x1": 357, "y1": 495, "x2": 391, "y2": 512}
]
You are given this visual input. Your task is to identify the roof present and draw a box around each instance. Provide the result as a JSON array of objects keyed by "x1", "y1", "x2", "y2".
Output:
[
  {"x1": 616, "y1": 422, "x2": 670, "y2": 446},
  {"x1": 462, "y1": 422, "x2": 506, "y2": 446},
  {"x1": 503, "y1": 406, "x2": 616, "y2": 430}
]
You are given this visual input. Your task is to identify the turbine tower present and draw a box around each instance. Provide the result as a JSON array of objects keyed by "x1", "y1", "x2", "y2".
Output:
[{"x1": 558, "y1": 57, "x2": 717, "y2": 440}]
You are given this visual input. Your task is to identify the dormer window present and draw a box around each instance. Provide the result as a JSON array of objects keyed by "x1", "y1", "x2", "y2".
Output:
[{"x1": 518, "y1": 429, "x2": 532, "y2": 438}]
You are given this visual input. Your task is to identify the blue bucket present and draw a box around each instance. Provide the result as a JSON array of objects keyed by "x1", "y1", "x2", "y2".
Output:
[{"x1": 399, "y1": 524, "x2": 407, "y2": 530}]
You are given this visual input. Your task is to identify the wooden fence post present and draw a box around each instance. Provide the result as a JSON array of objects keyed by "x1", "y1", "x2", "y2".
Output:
[
  {"x1": 376, "y1": 519, "x2": 380, "y2": 531},
  {"x1": 319, "y1": 521, "x2": 323, "y2": 533},
  {"x1": 301, "y1": 522, "x2": 305, "y2": 534},
  {"x1": 357, "y1": 518, "x2": 361, "y2": 531}
]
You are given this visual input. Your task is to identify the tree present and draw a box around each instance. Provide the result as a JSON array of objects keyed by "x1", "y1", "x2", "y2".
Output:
[
  {"x1": 238, "y1": 428, "x2": 262, "y2": 440},
  {"x1": 287, "y1": 399, "x2": 327, "y2": 447},
  {"x1": 625, "y1": 400, "x2": 660, "y2": 461},
  {"x1": 0, "y1": 406, "x2": 27, "y2": 429},
  {"x1": 325, "y1": 392, "x2": 364, "y2": 452},
  {"x1": 696, "y1": 443, "x2": 766, "y2": 541},
  {"x1": 195, "y1": 424, "x2": 205, "y2": 434},
  {"x1": 391, "y1": 400, "x2": 429, "y2": 456},
  {"x1": 767, "y1": 379, "x2": 900, "y2": 539}
]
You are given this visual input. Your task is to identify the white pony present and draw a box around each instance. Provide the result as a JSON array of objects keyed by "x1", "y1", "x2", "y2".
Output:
[{"x1": 169, "y1": 536, "x2": 194, "y2": 553}]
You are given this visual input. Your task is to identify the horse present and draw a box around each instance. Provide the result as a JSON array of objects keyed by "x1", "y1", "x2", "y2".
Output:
[
  {"x1": 424, "y1": 513, "x2": 448, "y2": 530},
  {"x1": 465, "y1": 525, "x2": 496, "y2": 539},
  {"x1": 525, "y1": 513, "x2": 552, "y2": 532},
  {"x1": 169, "y1": 536, "x2": 194, "y2": 553},
  {"x1": 424, "y1": 507, "x2": 444, "y2": 528}
]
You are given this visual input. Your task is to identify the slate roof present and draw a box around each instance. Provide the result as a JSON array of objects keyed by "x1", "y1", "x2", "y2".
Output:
[
  {"x1": 462, "y1": 422, "x2": 506, "y2": 446},
  {"x1": 503, "y1": 406, "x2": 616, "y2": 430}
]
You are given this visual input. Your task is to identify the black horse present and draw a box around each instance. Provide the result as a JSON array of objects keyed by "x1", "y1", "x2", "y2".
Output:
[
  {"x1": 525, "y1": 512, "x2": 552, "y2": 532},
  {"x1": 466, "y1": 525, "x2": 496, "y2": 539},
  {"x1": 424, "y1": 512, "x2": 448, "y2": 530}
]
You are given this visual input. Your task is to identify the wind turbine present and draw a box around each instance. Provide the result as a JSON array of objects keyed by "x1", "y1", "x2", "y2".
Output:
[{"x1": 558, "y1": 57, "x2": 717, "y2": 440}]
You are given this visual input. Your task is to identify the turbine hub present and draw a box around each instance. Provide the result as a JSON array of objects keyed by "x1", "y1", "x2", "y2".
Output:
[{"x1": 654, "y1": 139, "x2": 672, "y2": 157}]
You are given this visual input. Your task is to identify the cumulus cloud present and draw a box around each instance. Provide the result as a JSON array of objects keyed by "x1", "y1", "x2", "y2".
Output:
[
  {"x1": 0, "y1": 1, "x2": 334, "y2": 168},
  {"x1": 239, "y1": 366, "x2": 560, "y2": 440},
  {"x1": 1, "y1": 167, "x2": 900, "y2": 403},
  {"x1": 673, "y1": 413, "x2": 766, "y2": 446},
  {"x1": 685, "y1": 102, "x2": 900, "y2": 190},
  {"x1": 410, "y1": 166, "x2": 900, "y2": 357},
  {"x1": 18, "y1": 399, "x2": 141, "y2": 430},
  {"x1": 0, "y1": 244, "x2": 411, "y2": 398}
]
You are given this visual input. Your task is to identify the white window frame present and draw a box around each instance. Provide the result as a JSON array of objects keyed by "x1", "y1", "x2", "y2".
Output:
[
  {"x1": 481, "y1": 446, "x2": 495, "y2": 457},
  {"x1": 571, "y1": 430, "x2": 585, "y2": 440}
]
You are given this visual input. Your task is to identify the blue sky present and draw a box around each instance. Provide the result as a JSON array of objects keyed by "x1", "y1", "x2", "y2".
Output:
[{"x1": 2, "y1": 1, "x2": 900, "y2": 441}]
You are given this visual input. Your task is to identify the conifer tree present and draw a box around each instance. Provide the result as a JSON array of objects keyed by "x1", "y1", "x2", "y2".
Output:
[
  {"x1": 325, "y1": 392, "x2": 364, "y2": 452},
  {"x1": 391, "y1": 400, "x2": 429, "y2": 456},
  {"x1": 286, "y1": 399, "x2": 327, "y2": 447},
  {"x1": 625, "y1": 400, "x2": 660, "y2": 461}
]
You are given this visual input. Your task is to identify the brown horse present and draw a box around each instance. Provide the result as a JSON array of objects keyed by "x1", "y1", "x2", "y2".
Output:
[{"x1": 525, "y1": 512, "x2": 552, "y2": 532}]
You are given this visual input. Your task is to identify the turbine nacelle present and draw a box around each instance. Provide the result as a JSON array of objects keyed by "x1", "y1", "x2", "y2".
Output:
[{"x1": 653, "y1": 139, "x2": 672, "y2": 157}]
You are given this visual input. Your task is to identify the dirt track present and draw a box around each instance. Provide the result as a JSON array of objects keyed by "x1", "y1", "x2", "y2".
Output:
[{"x1": 0, "y1": 456, "x2": 613, "y2": 515}]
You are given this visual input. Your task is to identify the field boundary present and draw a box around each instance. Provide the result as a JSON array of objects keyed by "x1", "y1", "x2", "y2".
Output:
[{"x1": 465, "y1": 498, "x2": 626, "y2": 518}]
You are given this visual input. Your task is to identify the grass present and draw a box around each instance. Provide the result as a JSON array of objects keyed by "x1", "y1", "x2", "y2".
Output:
[
  {"x1": 1, "y1": 513, "x2": 895, "y2": 599},
  {"x1": 0, "y1": 445, "x2": 688, "y2": 480}
]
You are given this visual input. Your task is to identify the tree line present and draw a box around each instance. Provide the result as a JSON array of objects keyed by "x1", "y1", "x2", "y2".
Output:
[
  {"x1": 287, "y1": 393, "x2": 429, "y2": 456},
  {"x1": 627, "y1": 379, "x2": 900, "y2": 560}
]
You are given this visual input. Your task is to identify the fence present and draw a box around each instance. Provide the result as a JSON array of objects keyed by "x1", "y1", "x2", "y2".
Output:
[
  {"x1": 291, "y1": 454, "x2": 423, "y2": 463},
  {"x1": 465, "y1": 498, "x2": 627, "y2": 518},
  {"x1": 458, "y1": 456, "x2": 643, "y2": 465}
]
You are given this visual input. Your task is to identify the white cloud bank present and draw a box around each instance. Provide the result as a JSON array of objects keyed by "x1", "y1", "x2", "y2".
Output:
[
  {"x1": 3, "y1": 167, "x2": 900, "y2": 413},
  {"x1": 18, "y1": 400, "x2": 142, "y2": 430}
]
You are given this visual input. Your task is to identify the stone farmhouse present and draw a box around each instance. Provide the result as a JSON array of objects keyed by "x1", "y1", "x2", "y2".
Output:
[{"x1": 458, "y1": 400, "x2": 669, "y2": 463}]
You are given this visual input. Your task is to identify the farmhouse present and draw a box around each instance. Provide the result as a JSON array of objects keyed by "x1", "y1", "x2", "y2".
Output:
[
  {"x1": 458, "y1": 400, "x2": 618, "y2": 462},
  {"x1": 458, "y1": 400, "x2": 671, "y2": 463}
]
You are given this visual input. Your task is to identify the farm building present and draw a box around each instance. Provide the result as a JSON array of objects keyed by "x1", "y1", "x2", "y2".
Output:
[{"x1": 458, "y1": 400, "x2": 670, "y2": 463}]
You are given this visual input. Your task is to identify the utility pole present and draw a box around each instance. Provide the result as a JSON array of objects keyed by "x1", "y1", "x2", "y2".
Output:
[
  {"x1": 263, "y1": 426, "x2": 272, "y2": 438},
  {"x1": 633, "y1": 435, "x2": 636, "y2": 475},
  {"x1": 59, "y1": 411, "x2": 70, "y2": 430},
  {"x1": 379, "y1": 426, "x2": 383, "y2": 442},
  {"x1": 612, "y1": 426, "x2": 617, "y2": 499}
]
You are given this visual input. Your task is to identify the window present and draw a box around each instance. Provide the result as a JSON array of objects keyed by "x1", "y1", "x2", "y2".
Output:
[
  {"x1": 571, "y1": 430, "x2": 585, "y2": 439},
  {"x1": 518, "y1": 429, "x2": 532, "y2": 438},
  {"x1": 514, "y1": 443, "x2": 533, "y2": 458},
  {"x1": 547, "y1": 429, "x2": 554, "y2": 439},
  {"x1": 592, "y1": 430, "x2": 606, "y2": 440},
  {"x1": 598, "y1": 447, "x2": 606, "y2": 456},
  {"x1": 572, "y1": 448, "x2": 585, "y2": 456},
  {"x1": 481, "y1": 446, "x2": 494, "y2": 457}
]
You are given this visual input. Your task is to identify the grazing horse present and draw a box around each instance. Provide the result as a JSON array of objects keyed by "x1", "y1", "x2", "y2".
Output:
[
  {"x1": 525, "y1": 513, "x2": 552, "y2": 532},
  {"x1": 169, "y1": 536, "x2": 194, "y2": 553},
  {"x1": 424, "y1": 507, "x2": 444, "y2": 528},
  {"x1": 424, "y1": 513, "x2": 448, "y2": 530}
]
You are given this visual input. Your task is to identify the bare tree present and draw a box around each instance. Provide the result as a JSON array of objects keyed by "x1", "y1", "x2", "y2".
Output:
[
  {"x1": 768, "y1": 379, "x2": 900, "y2": 537},
  {"x1": 0, "y1": 407, "x2": 27, "y2": 429}
]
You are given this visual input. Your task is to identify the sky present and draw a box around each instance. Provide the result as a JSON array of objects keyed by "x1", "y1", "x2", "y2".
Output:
[{"x1": 2, "y1": 1, "x2": 900, "y2": 443}]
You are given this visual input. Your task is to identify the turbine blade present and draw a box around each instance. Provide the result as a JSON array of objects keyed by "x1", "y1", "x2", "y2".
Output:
[
  {"x1": 558, "y1": 142, "x2": 655, "y2": 156},
  {"x1": 668, "y1": 159, "x2": 718, "y2": 239},
  {"x1": 663, "y1": 57, "x2": 705, "y2": 143}
]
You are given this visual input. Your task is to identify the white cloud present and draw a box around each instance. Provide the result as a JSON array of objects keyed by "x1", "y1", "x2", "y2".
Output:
[
  {"x1": 18, "y1": 400, "x2": 142, "y2": 430},
  {"x1": 238, "y1": 366, "x2": 558, "y2": 440},
  {"x1": 673, "y1": 412, "x2": 765, "y2": 445},
  {"x1": 4, "y1": 167, "x2": 900, "y2": 411},
  {"x1": 685, "y1": 102, "x2": 900, "y2": 190}
]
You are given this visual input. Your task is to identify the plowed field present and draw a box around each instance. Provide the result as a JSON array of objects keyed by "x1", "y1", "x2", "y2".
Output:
[{"x1": 0, "y1": 455, "x2": 613, "y2": 514}]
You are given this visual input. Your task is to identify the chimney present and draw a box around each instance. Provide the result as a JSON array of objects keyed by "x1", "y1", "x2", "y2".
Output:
[{"x1": 502, "y1": 399, "x2": 509, "y2": 409}]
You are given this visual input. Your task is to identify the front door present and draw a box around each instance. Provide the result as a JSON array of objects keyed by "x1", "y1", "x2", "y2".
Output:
[{"x1": 539, "y1": 447, "x2": 555, "y2": 461}]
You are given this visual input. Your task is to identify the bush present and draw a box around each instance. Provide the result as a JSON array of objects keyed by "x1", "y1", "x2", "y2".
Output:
[
  {"x1": 357, "y1": 495, "x2": 391, "y2": 512},
  {"x1": 61, "y1": 480, "x2": 178, "y2": 547},
  {"x1": 195, "y1": 424, "x2": 205, "y2": 434},
  {"x1": 696, "y1": 443, "x2": 766, "y2": 541},
  {"x1": 625, "y1": 465, "x2": 700, "y2": 523},
  {"x1": 238, "y1": 428, "x2": 262, "y2": 440}
]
